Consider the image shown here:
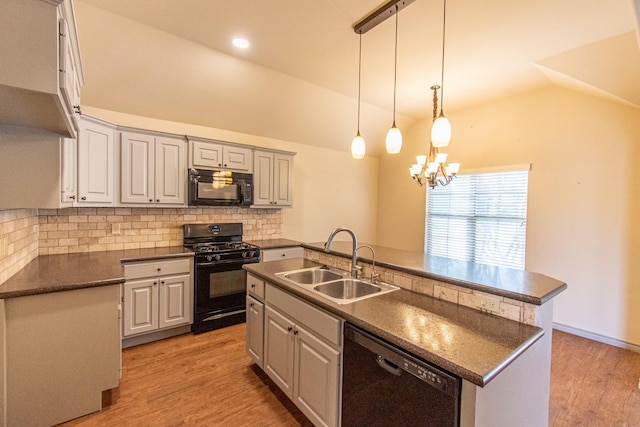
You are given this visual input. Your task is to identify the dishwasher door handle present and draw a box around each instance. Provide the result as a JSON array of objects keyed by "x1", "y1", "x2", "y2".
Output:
[{"x1": 376, "y1": 355, "x2": 402, "y2": 376}]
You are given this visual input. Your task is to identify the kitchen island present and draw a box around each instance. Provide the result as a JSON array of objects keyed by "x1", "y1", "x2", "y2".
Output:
[{"x1": 244, "y1": 241, "x2": 566, "y2": 427}]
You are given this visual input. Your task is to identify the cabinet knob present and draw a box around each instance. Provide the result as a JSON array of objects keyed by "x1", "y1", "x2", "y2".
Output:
[
  {"x1": 69, "y1": 195, "x2": 76, "y2": 200},
  {"x1": 153, "y1": 281, "x2": 157, "y2": 286},
  {"x1": 224, "y1": 164, "x2": 227, "y2": 167},
  {"x1": 149, "y1": 199, "x2": 153, "y2": 202},
  {"x1": 160, "y1": 280, "x2": 165, "y2": 285},
  {"x1": 250, "y1": 302, "x2": 254, "y2": 307},
  {"x1": 281, "y1": 253, "x2": 285, "y2": 257},
  {"x1": 287, "y1": 326, "x2": 293, "y2": 333},
  {"x1": 156, "y1": 199, "x2": 160, "y2": 203},
  {"x1": 251, "y1": 284, "x2": 256, "y2": 288},
  {"x1": 157, "y1": 268, "x2": 162, "y2": 272},
  {"x1": 81, "y1": 196, "x2": 86, "y2": 201},
  {"x1": 294, "y1": 329, "x2": 298, "y2": 336}
]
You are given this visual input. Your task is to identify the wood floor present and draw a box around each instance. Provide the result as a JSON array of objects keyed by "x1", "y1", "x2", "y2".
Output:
[{"x1": 60, "y1": 326, "x2": 640, "y2": 427}]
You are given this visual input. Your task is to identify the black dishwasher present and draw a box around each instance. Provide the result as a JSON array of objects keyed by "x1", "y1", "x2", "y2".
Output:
[{"x1": 342, "y1": 323, "x2": 461, "y2": 427}]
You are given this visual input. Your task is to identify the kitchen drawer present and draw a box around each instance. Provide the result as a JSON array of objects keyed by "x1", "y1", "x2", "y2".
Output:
[
  {"x1": 124, "y1": 258, "x2": 191, "y2": 280},
  {"x1": 261, "y1": 247, "x2": 303, "y2": 262},
  {"x1": 266, "y1": 283, "x2": 342, "y2": 347},
  {"x1": 247, "y1": 273, "x2": 265, "y2": 301}
]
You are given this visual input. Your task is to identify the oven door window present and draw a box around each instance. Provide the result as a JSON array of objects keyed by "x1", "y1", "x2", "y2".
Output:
[
  {"x1": 195, "y1": 262, "x2": 247, "y2": 314},
  {"x1": 197, "y1": 177, "x2": 240, "y2": 203}
]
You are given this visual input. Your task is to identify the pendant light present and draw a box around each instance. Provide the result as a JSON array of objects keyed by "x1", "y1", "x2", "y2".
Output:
[
  {"x1": 431, "y1": 0, "x2": 452, "y2": 148},
  {"x1": 385, "y1": 5, "x2": 402, "y2": 154},
  {"x1": 351, "y1": 33, "x2": 366, "y2": 160}
]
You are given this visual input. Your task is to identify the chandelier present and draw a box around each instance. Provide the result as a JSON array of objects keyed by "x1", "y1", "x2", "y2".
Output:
[{"x1": 410, "y1": 85, "x2": 460, "y2": 188}]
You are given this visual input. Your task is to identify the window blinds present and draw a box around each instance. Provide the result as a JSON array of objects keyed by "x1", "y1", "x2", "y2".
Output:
[{"x1": 425, "y1": 170, "x2": 529, "y2": 270}]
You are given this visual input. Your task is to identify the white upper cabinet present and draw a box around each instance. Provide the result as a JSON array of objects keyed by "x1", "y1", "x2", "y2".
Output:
[
  {"x1": 0, "y1": 0, "x2": 83, "y2": 137},
  {"x1": 120, "y1": 130, "x2": 186, "y2": 206},
  {"x1": 189, "y1": 138, "x2": 253, "y2": 172},
  {"x1": 253, "y1": 150, "x2": 294, "y2": 208},
  {"x1": 77, "y1": 116, "x2": 116, "y2": 206}
]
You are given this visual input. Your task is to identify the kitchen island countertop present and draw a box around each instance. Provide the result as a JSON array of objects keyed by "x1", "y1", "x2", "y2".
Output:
[
  {"x1": 0, "y1": 247, "x2": 193, "y2": 299},
  {"x1": 244, "y1": 258, "x2": 544, "y2": 387}
]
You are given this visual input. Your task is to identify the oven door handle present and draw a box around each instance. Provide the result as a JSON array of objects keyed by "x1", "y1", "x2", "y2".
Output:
[{"x1": 196, "y1": 260, "x2": 254, "y2": 267}]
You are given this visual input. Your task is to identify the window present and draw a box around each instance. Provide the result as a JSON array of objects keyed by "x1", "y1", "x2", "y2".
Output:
[{"x1": 425, "y1": 168, "x2": 529, "y2": 270}]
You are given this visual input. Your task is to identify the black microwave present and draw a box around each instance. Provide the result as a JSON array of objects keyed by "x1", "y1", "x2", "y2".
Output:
[{"x1": 188, "y1": 168, "x2": 253, "y2": 207}]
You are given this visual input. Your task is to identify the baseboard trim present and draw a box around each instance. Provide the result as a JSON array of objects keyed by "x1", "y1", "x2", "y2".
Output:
[{"x1": 553, "y1": 322, "x2": 640, "y2": 353}]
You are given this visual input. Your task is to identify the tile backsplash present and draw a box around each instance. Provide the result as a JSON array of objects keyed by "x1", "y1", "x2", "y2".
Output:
[
  {"x1": 0, "y1": 209, "x2": 39, "y2": 285},
  {"x1": 38, "y1": 207, "x2": 282, "y2": 255}
]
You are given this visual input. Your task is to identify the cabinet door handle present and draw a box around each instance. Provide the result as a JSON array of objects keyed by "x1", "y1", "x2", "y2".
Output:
[
  {"x1": 69, "y1": 195, "x2": 76, "y2": 200},
  {"x1": 287, "y1": 326, "x2": 293, "y2": 333},
  {"x1": 293, "y1": 329, "x2": 298, "y2": 336}
]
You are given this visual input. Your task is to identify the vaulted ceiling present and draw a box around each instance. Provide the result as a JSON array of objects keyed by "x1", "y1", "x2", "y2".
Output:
[{"x1": 75, "y1": 0, "x2": 640, "y2": 156}]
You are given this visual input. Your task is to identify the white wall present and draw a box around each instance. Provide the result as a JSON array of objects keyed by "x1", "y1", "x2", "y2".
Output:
[
  {"x1": 377, "y1": 86, "x2": 640, "y2": 347},
  {"x1": 82, "y1": 106, "x2": 379, "y2": 245}
]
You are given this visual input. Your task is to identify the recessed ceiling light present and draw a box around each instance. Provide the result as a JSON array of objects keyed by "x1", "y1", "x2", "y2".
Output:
[{"x1": 232, "y1": 38, "x2": 250, "y2": 49}]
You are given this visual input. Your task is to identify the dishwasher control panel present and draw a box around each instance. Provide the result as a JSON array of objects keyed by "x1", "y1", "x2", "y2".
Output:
[{"x1": 403, "y1": 358, "x2": 450, "y2": 393}]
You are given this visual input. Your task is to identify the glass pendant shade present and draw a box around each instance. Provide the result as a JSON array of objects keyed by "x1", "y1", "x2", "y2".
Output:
[
  {"x1": 431, "y1": 113, "x2": 451, "y2": 148},
  {"x1": 351, "y1": 133, "x2": 366, "y2": 159},
  {"x1": 386, "y1": 125, "x2": 402, "y2": 154}
]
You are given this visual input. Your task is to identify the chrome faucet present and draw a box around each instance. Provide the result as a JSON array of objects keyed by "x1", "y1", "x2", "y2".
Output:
[
  {"x1": 356, "y1": 244, "x2": 379, "y2": 283},
  {"x1": 324, "y1": 227, "x2": 361, "y2": 278}
]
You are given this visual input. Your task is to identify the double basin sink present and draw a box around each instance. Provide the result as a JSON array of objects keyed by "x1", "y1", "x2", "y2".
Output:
[{"x1": 275, "y1": 266, "x2": 399, "y2": 304}]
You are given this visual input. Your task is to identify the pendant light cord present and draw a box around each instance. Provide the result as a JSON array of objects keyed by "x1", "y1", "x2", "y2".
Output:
[
  {"x1": 392, "y1": 5, "x2": 399, "y2": 126},
  {"x1": 357, "y1": 33, "x2": 362, "y2": 133},
  {"x1": 439, "y1": 0, "x2": 447, "y2": 114}
]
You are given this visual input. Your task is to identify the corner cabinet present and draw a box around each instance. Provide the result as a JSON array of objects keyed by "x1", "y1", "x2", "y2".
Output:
[
  {"x1": 0, "y1": 126, "x2": 77, "y2": 209},
  {"x1": 248, "y1": 279, "x2": 342, "y2": 427},
  {"x1": 253, "y1": 150, "x2": 295, "y2": 208},
  {"x1": 0, "y1": 0, "x2": 83, "y2": 137},
  {"x1": 77, "y1": 115, "x2": 116, "y2": 206},
  {"x1": 120, "y1": 130, "x2": 187, "y2": 206},
  {"x1": 122, "y1": 258, "x2": 193, "y2": 340}
]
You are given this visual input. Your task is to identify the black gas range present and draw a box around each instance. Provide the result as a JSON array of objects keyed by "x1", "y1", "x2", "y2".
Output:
[{"x1": 184, "y1": 223, "x2": 260, "y2": 334}]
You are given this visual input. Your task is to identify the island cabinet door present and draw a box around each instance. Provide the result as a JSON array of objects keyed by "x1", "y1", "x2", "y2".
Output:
[
  {"x1": 264, "y1": 306, "x2": 295, "y2": 397},
  {"x1": 246, "y1": 295, "x2": 264, "y2": 367},
  {"x1": 293, "y1": 326, "x2": 340, "y2": 427},
  {"x1": 158, "y1": 273, "x2": 191, "y2": 329},
  {"x1": 123, "y1": 278, "x2": 159, "y2": 336}
]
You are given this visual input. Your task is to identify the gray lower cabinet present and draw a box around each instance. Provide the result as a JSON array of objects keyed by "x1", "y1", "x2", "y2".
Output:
[
  {"x1": 247, "y1": 275, "x2": 342, "y2": 427},
  {"x1": 122, "y1": 258, "x2": 193, "y2": 339}
]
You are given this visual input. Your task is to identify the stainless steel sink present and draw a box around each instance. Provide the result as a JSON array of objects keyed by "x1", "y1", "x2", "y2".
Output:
[
  {"x1": 314, "y1": 279, "x2": 381, "y2": 299},
  {"x1": 276, "y1": 266, "x2": 399, "y2": 304},
  {"x1": 279, "y1": 267, "x2": 345, "y2": 285}
]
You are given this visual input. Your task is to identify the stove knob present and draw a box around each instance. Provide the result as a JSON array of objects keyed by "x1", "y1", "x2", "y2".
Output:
[
  {"x1": 214, "y1": 254, "x2": 221, "y2": 262},
  {"x1": 242, "y1": 251, "x2": 249, "y2": 258},
  {"x1": 206, "y1": 255, "x2": 213, "y2": 262},
  {"x1": 250, "y1": 250, "x2": 258, "y2": 258}
]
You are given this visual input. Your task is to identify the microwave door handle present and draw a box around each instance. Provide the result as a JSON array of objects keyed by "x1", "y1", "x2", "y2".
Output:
[{"x1": 237, "y1": 183, "x2": 244, "y2": 205}]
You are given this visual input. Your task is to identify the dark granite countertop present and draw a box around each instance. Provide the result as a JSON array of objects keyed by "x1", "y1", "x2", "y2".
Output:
[
  {"x1": 247, "y1": 238, "x2": 301, "y2": 249},
  {"x1": 244, "y1": 258, "x2": 544, "y2": 387},
  {"x1": 304, "y1": 241, "x2": 566, "y2": 305},
  {"x1": 0, "y1": 247, "x2": 193, "y2": 299}
]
